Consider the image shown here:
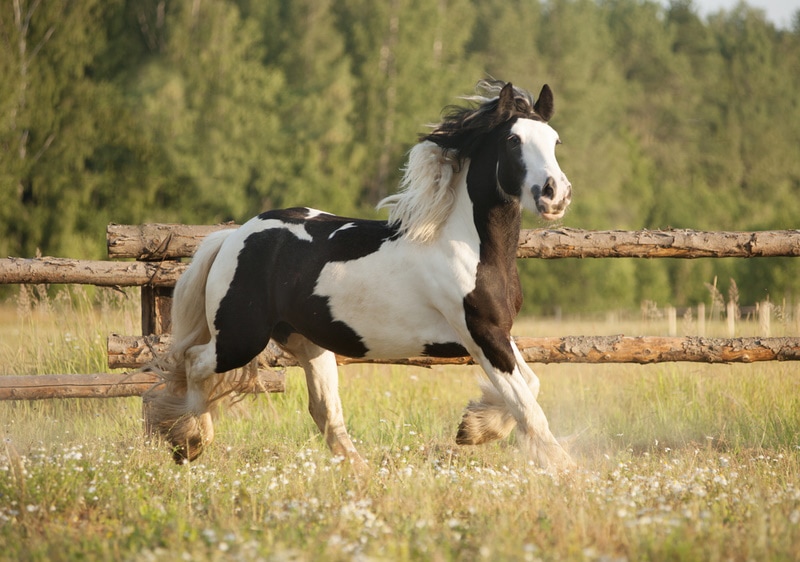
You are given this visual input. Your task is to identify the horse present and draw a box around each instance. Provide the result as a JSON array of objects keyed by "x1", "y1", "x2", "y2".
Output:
[{"x1": 147, "y1": 79, "x2": 574, "y2": 471}]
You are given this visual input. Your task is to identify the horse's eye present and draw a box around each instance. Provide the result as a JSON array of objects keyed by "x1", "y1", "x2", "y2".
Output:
[{"x1": 507, "y1": 134, "x2": 521, "y2": 148}]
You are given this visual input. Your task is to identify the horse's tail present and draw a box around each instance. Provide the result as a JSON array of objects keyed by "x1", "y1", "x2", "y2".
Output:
[
  {"x1": 145, "y1": 229, "x2": 234, "y2": 463},
  {"x1": 167, "y1": 229, "x2": 233, "y2": 379}
]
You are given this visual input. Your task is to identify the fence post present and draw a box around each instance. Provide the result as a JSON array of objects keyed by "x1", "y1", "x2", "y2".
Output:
[
  {"x1": 726, "y1": 301, "x2": 736, "y2": 338},
  {"x1": 667, "y1": 306, "x2": 677, "y2": 336},
  {"x1": 759, "y1": 301, "x2": 771, "y2": 337},
  {"x1": 697, "y1": 303, "x2": 706, "y2": 337},
  {"x1": 141, "y1": 285, "x2": 174, "y2": 336}
]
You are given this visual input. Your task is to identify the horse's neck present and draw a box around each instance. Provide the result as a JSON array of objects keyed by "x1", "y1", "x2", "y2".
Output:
[
  {"x1": 459, "y1": 160, "x2": 522, "y2": 267},
  {"x1": 438, "y1": 160, "x2": 523, "y2": 317},
  {"x1": 439, "y1": 171, "x2": 481, "y2": 242}
]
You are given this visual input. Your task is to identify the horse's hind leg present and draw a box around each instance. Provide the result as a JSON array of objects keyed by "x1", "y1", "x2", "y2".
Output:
[{"x1": 279, "y1": 333, "x2": 367, "y2": 470}]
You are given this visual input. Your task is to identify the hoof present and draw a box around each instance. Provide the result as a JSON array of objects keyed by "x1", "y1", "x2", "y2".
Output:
[
  {"x1": 455, "y1": 401, "x2": 515, "y2": 445},
  {"x1": 161, "y1": 412, "x2": 214, "y2": 464},
  {"x1": 170, "y1": 434, "x2": 206, "y2": 464},
  {"x1": 347, "y1": 454, "x2": 370, "y2": 476},
  {"x1": 535, "y1": 440, "x2": 576, "y2": 473}
]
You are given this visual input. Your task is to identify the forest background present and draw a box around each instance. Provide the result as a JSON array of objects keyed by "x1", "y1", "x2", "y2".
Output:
[{"x1": 1, "y1": 0, "x2": 799, "y2": 314}]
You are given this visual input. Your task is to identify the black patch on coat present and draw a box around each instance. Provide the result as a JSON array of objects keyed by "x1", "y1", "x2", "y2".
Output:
[
  {"x1": 423, "y1": 342, "x2": 469, "y2": 358},
  {"x1": 459, "y1": 125, "x2": 526, "y2": 375},
  {"x1": 419, "y1": 83, "x2": 544, "y2": 375},
  {"x1": 213, "y1": 208, "x2": 401, "y2": 372}
]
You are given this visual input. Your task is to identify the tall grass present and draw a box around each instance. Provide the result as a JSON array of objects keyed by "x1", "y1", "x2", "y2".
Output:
[
  {"x1": 0, "y1": 285, "x2": 140, "y2": 376},
  {"x1": 1, "y1": 288, "x2": 799, "y2": 561}
]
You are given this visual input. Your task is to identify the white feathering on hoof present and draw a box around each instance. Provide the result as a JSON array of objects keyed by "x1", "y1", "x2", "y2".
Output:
[{"x1": 456, "y1": 379, "x2": 517, "y2": 445}]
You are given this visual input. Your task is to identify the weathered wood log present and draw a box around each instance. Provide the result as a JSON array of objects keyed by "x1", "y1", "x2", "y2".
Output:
[
  {"x1": 3, "y1": 229, "x2": 799, "y2": 289},
  {"x1": 108, "y1": 335, "x2": 302, "y2": 370},
  {"x1": 0, "y1": 373, "x2": 159, "y2": 400},
  {"x1": 109, "y1": 224, "x2": 800, "y2": 260},
  {"x1": 107, "y1": 223, "x2": 237, "y2": 260},
  {"x1": 0, "y1": 370, "x2": 284, "y2": 401},
  {"x1": 108, "y1": 333, "x2": 800, "y2": 368},
  {"x1": 517, "y1": 228, "x2": 800, "y2": 259},
  {"x1": 0, "y1": 257, "x2": 187, "y2": 287},
  {"x1": 513, "y1": 335, "x2": 800, "y2": 363},
  {"x1": 2, "y1": 229, "x2": 798, "y2": 293},
  {"x1": 141, "y1": 285, "x2": 174, "y2": 335}
]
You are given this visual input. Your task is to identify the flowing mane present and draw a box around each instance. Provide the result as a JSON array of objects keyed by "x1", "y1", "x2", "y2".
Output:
[
  {"x1": 426, "y1": 79, "x2": 540, "y2": 161},
  {"x1": 376, "y1": 141, "x2": 457, "y2": 243},
  {"x1": 377, "y1": 80, "x2": 542, "y2": 243}
]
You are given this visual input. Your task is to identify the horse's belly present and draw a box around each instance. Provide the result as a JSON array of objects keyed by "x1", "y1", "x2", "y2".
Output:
[
  {"x1": 313, "y1": 251, "x2": 475, "y2": 360},
  {"x1": 350, "y1": 307, "x2": 461, "y2": 360},
  {"x1": 314, "y1": 287, "x2": 463, "y2": 359}
]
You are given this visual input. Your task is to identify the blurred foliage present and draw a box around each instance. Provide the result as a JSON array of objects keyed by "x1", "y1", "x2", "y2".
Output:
[{"x1": 1, "y1": 0, "x2": 798, "y2": 312}]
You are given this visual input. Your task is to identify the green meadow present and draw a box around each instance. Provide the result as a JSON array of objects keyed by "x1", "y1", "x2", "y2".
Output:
[{"x1": 1, "y1": 288, "x2": 799, "y2": 561}]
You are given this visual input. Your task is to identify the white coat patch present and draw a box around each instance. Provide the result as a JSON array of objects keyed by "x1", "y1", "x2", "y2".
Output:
[
  {"x1": 328, "y1": 222, "x2": 356, "y2": 240},
  {"x1": 314, "y1": 179, "x2": 481, "y2": 359}
]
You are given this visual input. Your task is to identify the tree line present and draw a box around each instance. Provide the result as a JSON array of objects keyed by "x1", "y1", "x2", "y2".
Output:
[{"x1": 2, "y1": 0, "x2": 799, "y2": 313}]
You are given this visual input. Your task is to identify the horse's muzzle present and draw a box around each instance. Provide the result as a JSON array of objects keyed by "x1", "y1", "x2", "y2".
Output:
[{"x1": 535, "y1": 176, "x2": 571, "y2": 220}]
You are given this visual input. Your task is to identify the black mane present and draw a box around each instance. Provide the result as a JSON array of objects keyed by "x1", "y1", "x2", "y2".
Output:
[{"x1": 424, "y1": 80, "x2": 542, "y2": 162}]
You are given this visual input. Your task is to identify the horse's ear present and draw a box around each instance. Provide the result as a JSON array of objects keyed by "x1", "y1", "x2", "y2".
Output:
[
  {"x1": 534, "y1": 84, "x2": 555, "y2": 122},
  {"x1": 497, "y1": 82, "x2": 517, "y2": 115}
]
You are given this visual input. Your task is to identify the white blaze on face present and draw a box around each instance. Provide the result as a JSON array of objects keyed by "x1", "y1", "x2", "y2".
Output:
[{"x1": 511, "y1": 118, "x2": 571, "y2": 219}]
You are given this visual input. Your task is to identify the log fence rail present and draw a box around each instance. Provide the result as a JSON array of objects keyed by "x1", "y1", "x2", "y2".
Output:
[{"x1": 0, "y1": 224, "x2": 798, "y2": 400}]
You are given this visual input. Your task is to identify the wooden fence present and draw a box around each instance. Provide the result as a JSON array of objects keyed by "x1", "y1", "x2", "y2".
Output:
[{"x1": 1, "y1": 225, "x2": 799, "y2": 400}]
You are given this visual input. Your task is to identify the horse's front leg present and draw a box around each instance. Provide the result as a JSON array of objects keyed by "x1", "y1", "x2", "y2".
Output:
[
  {"x1": 279, "y1": 334, "x2": 367, "y2": 471},
  {"x1": 459, "y1": 334, "x2": 573, "y2": 471},
  {"x1": 512, "y1": 342, "x2": 540, "y2": 398},
  {"x1": 456, "y1": 342, "x2": 540, "y2": 447}
]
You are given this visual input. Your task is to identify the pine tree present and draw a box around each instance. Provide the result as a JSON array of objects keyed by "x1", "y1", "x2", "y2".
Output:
[
  {"x1": 247, "y1": 0, "x2": 364, "y2": 215},
  {"x1": 124, "y1": 1, "x2": 285, "y2": 224},
  {"x1": 0, "y1": 0, "x2": 154, "y2": 257},
  {"x1": 334, "y1": 0, "x2": 480, "y2": 205}
]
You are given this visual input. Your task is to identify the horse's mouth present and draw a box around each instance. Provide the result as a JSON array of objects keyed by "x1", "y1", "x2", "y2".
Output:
[{"x1": 539, "y1": 210, "x2": 565, "y2": 221}]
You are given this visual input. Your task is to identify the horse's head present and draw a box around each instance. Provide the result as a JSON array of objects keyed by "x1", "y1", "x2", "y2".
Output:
[
  {"x1": 495, "y1": 82, "x2": 572, "y2": 221},
  {"x1": 421, "y1": 80, "x2": 572, "y2": 224}
]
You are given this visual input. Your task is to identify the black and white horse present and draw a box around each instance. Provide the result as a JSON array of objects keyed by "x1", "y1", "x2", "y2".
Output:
[{"x1": 148, "y1": 80, "x2": 574, "y2": 471}]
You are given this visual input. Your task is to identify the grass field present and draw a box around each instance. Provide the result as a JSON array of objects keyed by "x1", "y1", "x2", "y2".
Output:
[{"x1": 1, "y1": 288, "x2": 800, "y2": 561}]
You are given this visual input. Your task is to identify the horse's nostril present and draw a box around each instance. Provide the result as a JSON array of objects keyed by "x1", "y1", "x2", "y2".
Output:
[{"x1": 542, "y1": 178, "x2": 555, "y2": 200}]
